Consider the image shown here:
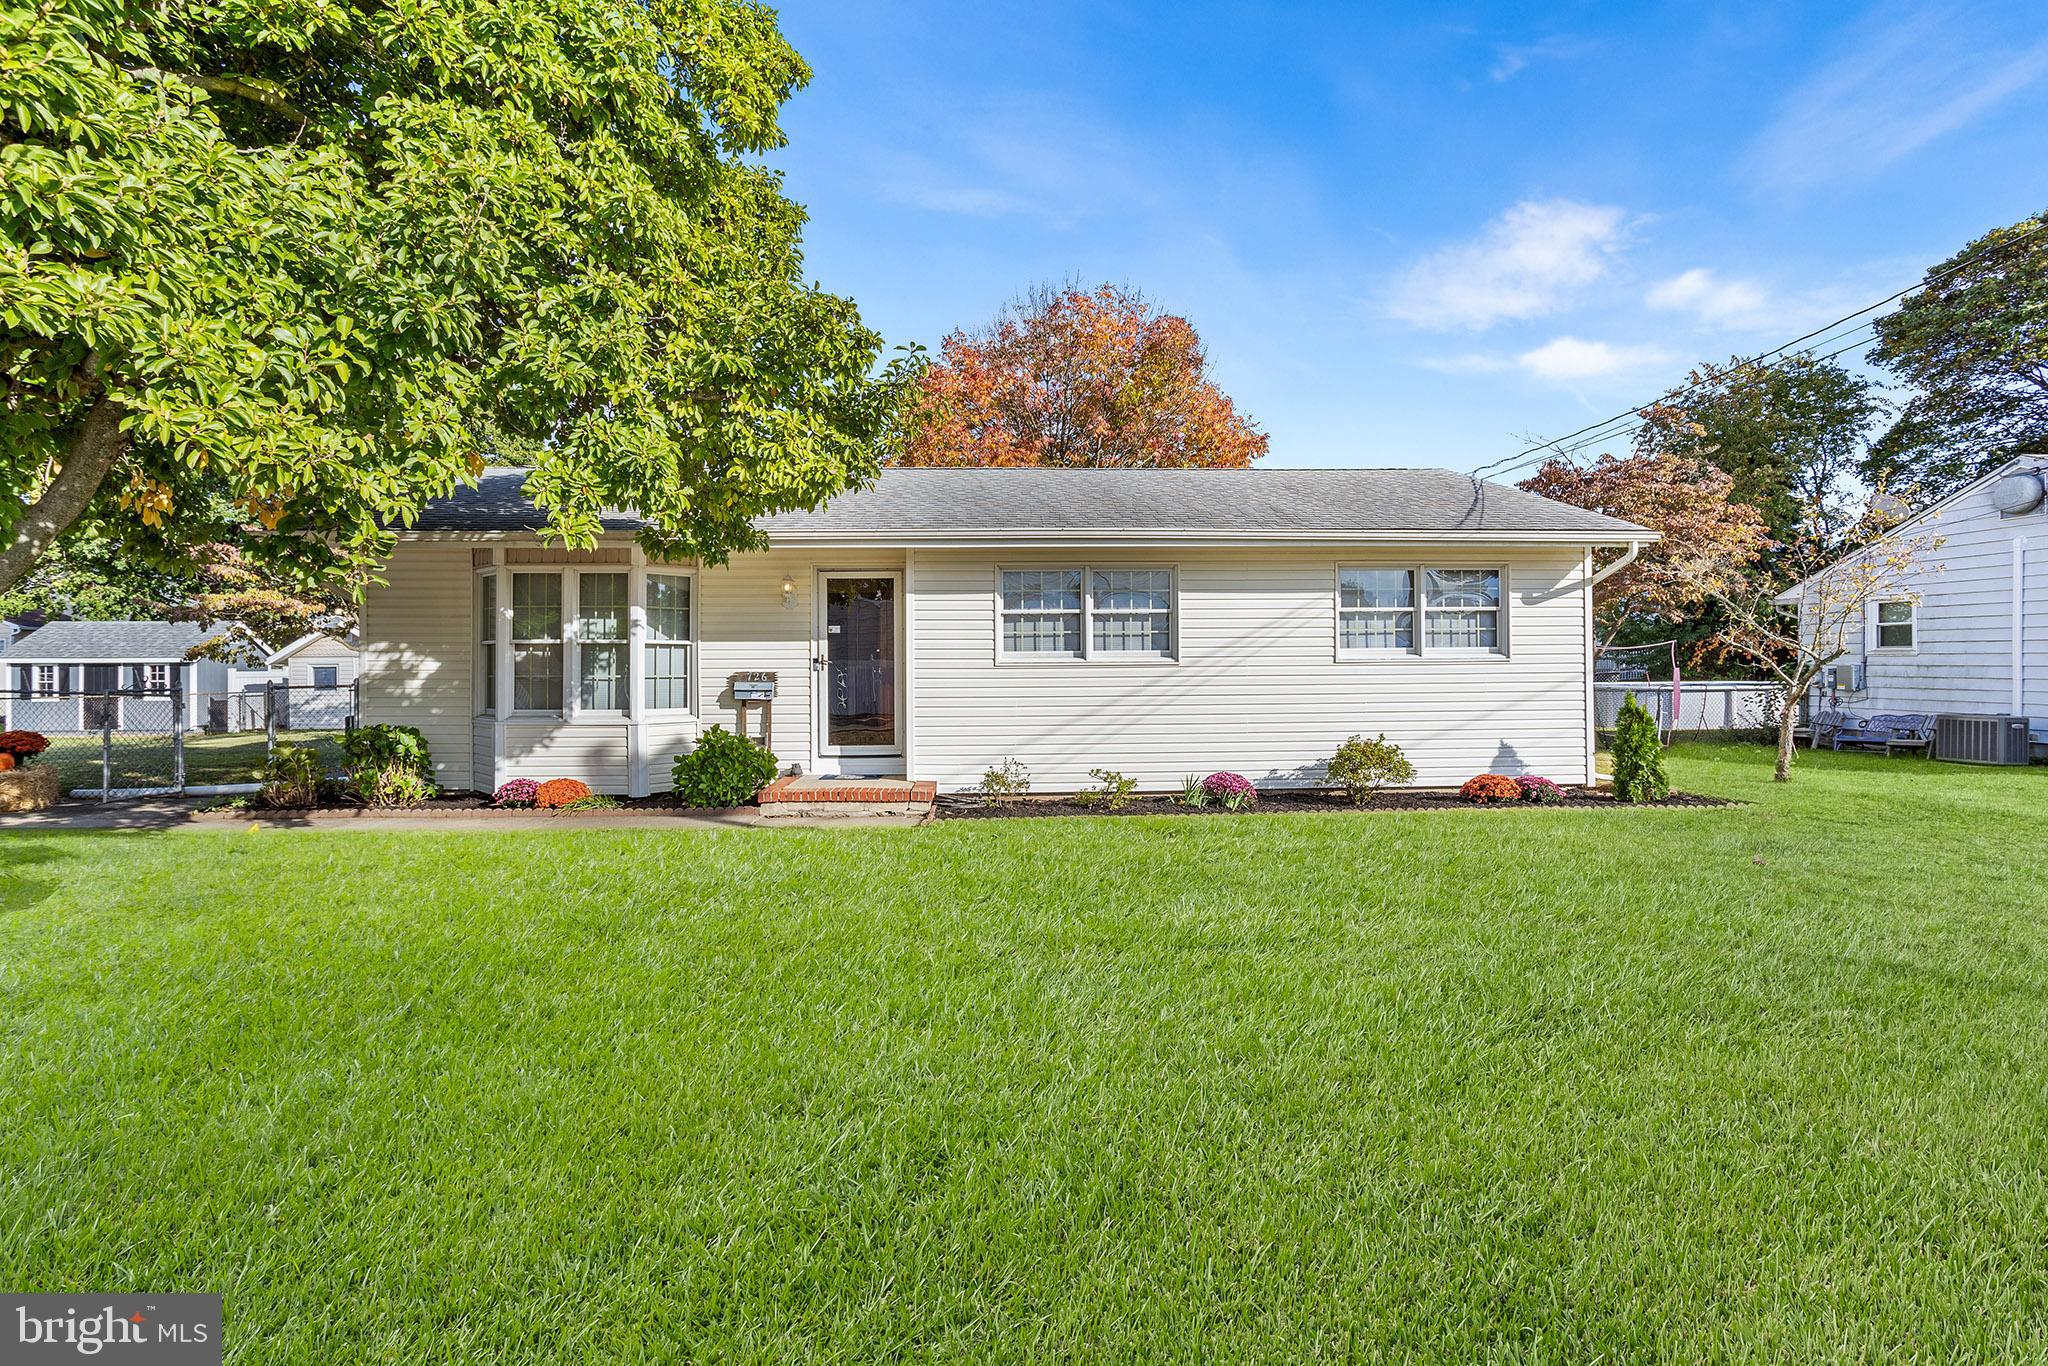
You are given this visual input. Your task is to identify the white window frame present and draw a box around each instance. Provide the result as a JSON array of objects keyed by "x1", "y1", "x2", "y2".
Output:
[
  {"x1": 1872, "y1": 598, "x2": 1916, "y2": 653},
  {"x1": 1335, "y1": 563, "x2": 1509, "y2": 660},
  {"x1": 475, "y1": 566, "x2": 498, "y2": 716},
  {"x1": 995, "y1": 564, "x2": 1178, "y2": 664},
  {"x1": 575, "y1": 569, "x2": 631, "y2": 715},
  {"x1": 34, "y1": 664, "x2": 56, "y2": 695},
  {"x1": 640, "y1": 568, "x2": 695, "y2": 715},
  {"x1": 509, "y1": 569, "x2": 567, "y2": 716},
  {"x1": 143, "y1": 663, "x2": 170, "y2": 693}
]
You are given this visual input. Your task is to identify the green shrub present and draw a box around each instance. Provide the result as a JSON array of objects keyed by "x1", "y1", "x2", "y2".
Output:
[
  {"x1": 260, "y1": 743, "x2": 321, "y2": 808},
  {"x1": 1074, "y1": 767, "x2": 1139, "y2": 810},
  {"x1": 672, "y1": 726, "x2": 778, "y2": 807},
  {"x1": 1611, "y1": 694, "x2": 1670, "y2": 804},
  {"x1": 1176, "y1": 774, "x2": 1208, "y2": 807},
  {"x1": 978, "y1": 758, "x2": 1031, "y2": 807},
  {"x1": 342, "y1": 723, "x2": 435, "y2": 807},
  {"x1": 1325, "y1": 733, "x2": 1415, "y2": 805}
]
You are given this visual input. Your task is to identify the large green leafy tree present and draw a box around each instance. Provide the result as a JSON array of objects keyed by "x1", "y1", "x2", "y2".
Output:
[
  {"x1": 1866, "y1": 210, "x2": 2048, "y2": 496},
  {"x1": 1632, "y1": 354, "x2": 1882, "y2": 550},
  {"x1": 0, "y1": 0, "x2": 895, "y2": 599}
]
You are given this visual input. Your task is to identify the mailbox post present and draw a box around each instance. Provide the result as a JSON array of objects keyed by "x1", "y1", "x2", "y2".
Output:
[{"x1": 728, "y1": 672, "x2": 777, "y2": 746}]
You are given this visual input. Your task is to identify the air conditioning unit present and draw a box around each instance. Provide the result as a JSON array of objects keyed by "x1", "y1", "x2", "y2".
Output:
[{"x1": 1934, "y1": 714, "x2": 2032, "y2": 765}]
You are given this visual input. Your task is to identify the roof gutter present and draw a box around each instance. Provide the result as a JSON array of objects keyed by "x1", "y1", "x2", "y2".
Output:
[{"x1": 1586, "y1": 539, "x2": 1645, "y2": 588}]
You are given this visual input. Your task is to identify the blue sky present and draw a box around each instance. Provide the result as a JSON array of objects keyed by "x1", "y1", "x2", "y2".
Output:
[{"x1": 769, "y1": 1, "x2": 2048, "y2": 472}]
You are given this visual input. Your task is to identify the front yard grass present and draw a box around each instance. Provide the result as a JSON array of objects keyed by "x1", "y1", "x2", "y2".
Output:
[{"x1": 3, "y1": 744, "x2": 2046, "y2": 1360}]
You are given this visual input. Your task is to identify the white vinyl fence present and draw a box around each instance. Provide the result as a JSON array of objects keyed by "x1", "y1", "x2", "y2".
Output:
[{"x1": 1594, "y1": 681, "x2": 1785, "y2": 738}]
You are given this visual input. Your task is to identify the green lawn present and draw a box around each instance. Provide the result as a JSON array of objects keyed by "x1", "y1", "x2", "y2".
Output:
[
  {"x1": 38, "y1": 729, "x2": 347, "y2": 793},
  {"x1": 4, "y1": 745, "x2": 2047, "y2": 1360}
]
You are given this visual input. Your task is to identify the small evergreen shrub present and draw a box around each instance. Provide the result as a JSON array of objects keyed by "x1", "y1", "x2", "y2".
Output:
[
  {"x1": 493, "y1": 778, "x2": 540, "y2": 807},
  {"x1": 1459, "y1": 773, "x2": 1522, "y2": 804},
  {"x1": 534, "y1": 778, "x2": 593, "y2": 809},
  {"x1": 1325, "y1": 733, "x2": 1415, "y2": 805},
  {"x1": 1516, "y1": 775, "x2": 1568, "y2": 805},
  {"x1": 261, "y1": 743, "x2": 321, "y2": 808},
  {"x1": 1611, "y1": 694, "x2": 1671, "y2": 804},
  {"x1": 978, "y1": 758, "x2": 1031, "y2": 807},
  {"x1": 1200, "y1": 772, "x2": 1258, "y2": 810},
  {"x1": 1074, "y1": 768, "x2": 1139, "y2": 810},
  {"x1": 343, "y1": 724, "x2": 435, "y2": 807},
  {"x1": 671, "y1": 726, "x2": 778, "y2": 807}
]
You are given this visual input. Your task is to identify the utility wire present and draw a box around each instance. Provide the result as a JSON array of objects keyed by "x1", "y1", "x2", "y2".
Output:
[{"x1": 1467, "y1": 216, "x2": 2048, "y2": 483}]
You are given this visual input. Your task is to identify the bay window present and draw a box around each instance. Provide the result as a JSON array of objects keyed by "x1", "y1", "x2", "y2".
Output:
[
  {"x1": 577, "y1": 572, "x2": 628, "y2": 710},
  {"x1": 511, "y1": 572, "x2": 563, "y2": 711},
  {"x1": 479, "y1": 564, "x2": 693, "y2": 718},
  {"x1": 644, "y1": 573, "x2": 692, "y2": 710},
  {"x1": 999, "y1": 566, "x2": 1176, "y2": 661}
]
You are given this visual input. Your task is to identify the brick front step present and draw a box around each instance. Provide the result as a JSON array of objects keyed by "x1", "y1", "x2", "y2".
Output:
[{"x1": 758, "y1": 775, "x2": 937, "y2": 813}]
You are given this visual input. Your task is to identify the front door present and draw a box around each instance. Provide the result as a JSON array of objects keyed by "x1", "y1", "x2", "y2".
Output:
[{"x1": 815, "y1": 573, "x2": 902, "y2": 756}]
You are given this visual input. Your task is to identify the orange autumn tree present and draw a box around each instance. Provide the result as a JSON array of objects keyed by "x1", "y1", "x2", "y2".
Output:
[
  {"x1": 1520, "y1": 450, "x2": 1769, "y2": 649},
  {"x1": 897, "y1": 285, "x2": 1268, "y2": 467}
]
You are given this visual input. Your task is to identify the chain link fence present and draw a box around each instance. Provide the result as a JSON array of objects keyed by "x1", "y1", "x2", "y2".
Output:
[{"x1": 1, "y1": 680, "x2": 356, "y2": 800}]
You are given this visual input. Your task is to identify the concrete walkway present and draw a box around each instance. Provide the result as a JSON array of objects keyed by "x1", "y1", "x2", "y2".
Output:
[{"x1": 0, "y1": 799, "x2": 927, "y2": 833}]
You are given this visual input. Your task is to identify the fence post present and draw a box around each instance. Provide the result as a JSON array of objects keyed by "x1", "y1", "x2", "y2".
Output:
[
  {"x1": 266, "y1": 679, "x2": 279, "y2": 760},
  {"x1": 99, "y1": 699, "x2": 112, "y2": 803},
  {"x1": 171, "y1": 680, "x2": 186, "y2": 792}
]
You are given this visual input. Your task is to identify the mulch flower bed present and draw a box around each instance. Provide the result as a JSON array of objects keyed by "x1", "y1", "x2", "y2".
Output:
[
  {"x1": 197, "y1": 790, "x2": 754, "y2": 820},
  {"x1": 936, "y1": 787, "x2": 1733, "y2": 820}
]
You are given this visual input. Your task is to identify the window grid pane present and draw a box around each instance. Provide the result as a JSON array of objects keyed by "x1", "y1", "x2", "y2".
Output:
[
  {"x1": 1340, "y1": 611, "x2": 1414, "y2": 651},
  {"x1": 644, "y1": 574, "x2": 692, "y2": 710},
  {"x1": 1340, "y1": 568, "x2": 1414, "y2": 610},
  {"x1": 511, "y1": 573, "x2": 561, "y2": 641},
  {"x1": 513, "y1": 645, "x2": 562, "y2": 711},
  {"x1": 1003, "y1": 612, "x2": 1082, "y2": 655},
  {"x1": 1426, "y1": 611, "x2": 1499, "y2": 650},
  {"x1": 577, "y1": 572, "x2": 628, "y2": 710},
  {"x1": 511, "y1": 573, "x2": 563, "y2": 710},
  {"x1": 1878, "y1": 602, "x2": 1912, "y2": 624},
  {"x1": 1091, "y1": 571, "x2": 1172, "y2": 654},
  {"x1": 1424, "y1": 569, "x2": 1501, "y2": 650},
  {"x1": 1001, "y1": 570, "x2": 1084, "y2": 656},
  {"x1": 646, "y1": 574, "x2": 690, "y2": 642},
  {"x1": 646, "y1": 644, "x2": 690, "y2": 710}
]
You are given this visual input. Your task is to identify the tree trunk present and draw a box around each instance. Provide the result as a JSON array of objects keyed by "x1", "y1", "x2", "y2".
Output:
[
  {"x1": 1775, "y1": 699, "x2": 1797, "y2": 782},
  {"x1": 0, "y1": 392, "x2": 126, "y2": 597}
]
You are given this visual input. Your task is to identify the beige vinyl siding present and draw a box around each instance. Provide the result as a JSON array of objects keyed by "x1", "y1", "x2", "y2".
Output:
[
  {"x1": 908, "y1": 546, "x2": 1593, "y2": 791},
  {"x1": 360, "y1": 542, "x2": 475, "y2": 788}
]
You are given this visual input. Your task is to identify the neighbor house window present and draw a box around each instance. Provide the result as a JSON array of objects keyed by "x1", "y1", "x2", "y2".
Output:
[
  {"x1": 644, "y1": 573, "x2": 692, "y2": 711},
  {"x1": 511, "y1": 571, "x2": 564, "y2": 711},
  {"x1": 1338, "y1": 568, "x2": 1415, "y2": 650},
  {"x1": 1423, "y1": 569, "x2": 1501, "y2": 650},
  {"x1": 312, "y1": 665, "x2": 339, "y2": 689},
  {"x1": 140, "y1": 664, "x2": 169, "y2": 692},
  {"x1": 1000, "y1": 567, "x2": 1176, "y2": 660},
  {"x1": 1876, "y1": 599, "x2": 1915, "y2": 650},
  {"x1": 34, "y1": 665, "x2": 56, "y2": 694},
  {"x1": 577, "y1": 572, "x2": 628, "y2": 710},
  {"x1": 479, "y1": 573, "x2": 497, "y2": 713}
]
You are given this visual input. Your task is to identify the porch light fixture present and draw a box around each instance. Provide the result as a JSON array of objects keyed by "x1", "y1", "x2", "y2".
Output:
[{"x1": 780, "y1": 574, "x2": 796, "y2": 607}]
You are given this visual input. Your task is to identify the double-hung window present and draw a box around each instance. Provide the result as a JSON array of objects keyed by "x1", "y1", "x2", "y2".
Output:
[
  {"x1": 511, "y1": 572, "x2": 564, "y2": 711},
  {"x1": 1875, "y1": 599, "x2": 1915, "y2": 650},
  {"x1": 577, "y1": 572, "x2": 628, "y2": 710},
  {"x1": 1338, "y1": 569, "x2": 1415, "y2": 651},
  {"x1": 1338, "y1": 565, "x2": 1504, "y2": 656},
  {"x1": 1000, "y1": 567, "x2": 1176, "y2": 660},
  {"x1": 478, "y1": 573, "x2": 497, "y2": 714},
  {"x1": 644, "y1": 573, "x2": 692, "y2": 710},
  {"x1": 34, "y1": 665, "x2": 56, "y2": 695}
]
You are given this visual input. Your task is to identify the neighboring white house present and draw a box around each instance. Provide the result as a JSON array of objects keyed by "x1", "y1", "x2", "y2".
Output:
[
  {"x1": 360, "y1": 468, "x2": 1653, "y2": 796},
  {"x1": 2, "y1": 621, "x2": 263, "y2": 733},
  {"x1": 264, "y1": 630, "x2": 361, "y2": 730},
  {"x1": 1775, "y1": 455, "x2": 2048, "y2": 756}
]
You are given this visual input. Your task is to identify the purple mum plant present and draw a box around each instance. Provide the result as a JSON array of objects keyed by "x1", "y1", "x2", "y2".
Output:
[
  {"x1": 1200, "y1": 771, "x2": 1258, "y2": 809},
  {"x1": 494, "y1": 778, "x2": 540, "y2": 807},
  {"x1": 1516, "y1": 775, "x2": 1568, "y2": 805}
]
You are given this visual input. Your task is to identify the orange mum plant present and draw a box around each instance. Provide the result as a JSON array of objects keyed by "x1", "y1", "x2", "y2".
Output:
[
  {"x1": 1458, "y1": 773, "x2": 1522, "y2": 805},
  {"x1": 534, "y1": 778, "x2": 594, "y2": 809}
]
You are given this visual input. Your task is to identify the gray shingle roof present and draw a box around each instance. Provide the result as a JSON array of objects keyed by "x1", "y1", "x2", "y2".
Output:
[
  {"x1": 408, "y1": 467, "x2": 1651, "y2": 540},
  {"x1": 5, "y1": 620, "x2": 235, "y2": 663}
]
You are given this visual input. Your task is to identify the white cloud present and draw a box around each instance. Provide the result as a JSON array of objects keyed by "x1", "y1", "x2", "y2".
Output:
[
  {"x1": 1748, "y1": 4, "x2": 2048, "y2": 191},
  {"x1": 1388, "y1": 199, "x2": 1632, "y2": 331},
  {"x1": 1488, "y1": 36, "x2": 1592, "y2": 83},
  {"x1": 1645, "y1": 268, "x2": 1772, "y2": 326},
  {"x1": 1515, "y1": 337, "x2": 1670, "y2": 381}
]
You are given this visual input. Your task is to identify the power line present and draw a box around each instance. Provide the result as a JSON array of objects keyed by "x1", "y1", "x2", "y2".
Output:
[{"x1": 1468, "y1": 216, "x2": 2048, "y2": 483}]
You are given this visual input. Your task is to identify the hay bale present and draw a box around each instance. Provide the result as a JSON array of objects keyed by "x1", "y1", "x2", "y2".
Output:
[{"x1": 0, "y1": 765, "x2": 62, "y2": 812}]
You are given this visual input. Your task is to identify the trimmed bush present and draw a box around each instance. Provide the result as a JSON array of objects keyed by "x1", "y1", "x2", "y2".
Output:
[
  {"x1": 261, "y1": 743, "x2": 321, "y2": 809},
  {"x1": 343, "y1": 723, "x2": 435, "y2": 807},
  {"x1": 534, "y1": 778, "x2": 592, "y2": 809},
  {"x1": 1325, "y1": 733, "x2": 1415, "y2": 806},
  {"x1": 1075, "y1": 768, "x2": 1139, "y2": 811},
  {"x1": 671, "y1": 726, "x2": 778, "y2": 807},
  {"x1": 1516, "y1": 774, "x2": 1568, "y2": 805},
  {"x1": 493, "y1": 779, "x2": 540, "y2": 808},
  {"x1": 978, "y1": 758, "x2": 1031, "y2": 807},
  {"x1": 1611, "y1": 694, "x2": 1671, "y2": 804},
  {"x1": 1200, "y1": 772, "x2": 1258, "y2": 810},
  {"x1": 1459, "y1": 773, "x2": 1522, "y2": 804}
]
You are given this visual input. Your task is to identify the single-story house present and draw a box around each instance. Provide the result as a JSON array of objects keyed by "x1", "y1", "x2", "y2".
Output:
[
  {"x1": 3, "y1": 621, "x2": 262, "y2": 733},
  {"x1": 362, "y1": 468, "x2": 1654, "y2": 796},
  {"x1": 1775, "y1": 454, "x2": 2047, "y2": 757}
]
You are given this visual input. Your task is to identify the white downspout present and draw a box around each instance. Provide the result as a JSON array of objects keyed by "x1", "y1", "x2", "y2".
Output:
[{"x1": 1587, "y1": 539, "x2": 1643, "y2": 589}]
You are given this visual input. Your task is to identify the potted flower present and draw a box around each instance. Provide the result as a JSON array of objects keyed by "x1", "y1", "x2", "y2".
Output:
[{"x1": 0, "y1": 731, "x2": 59, "y2": 811}]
